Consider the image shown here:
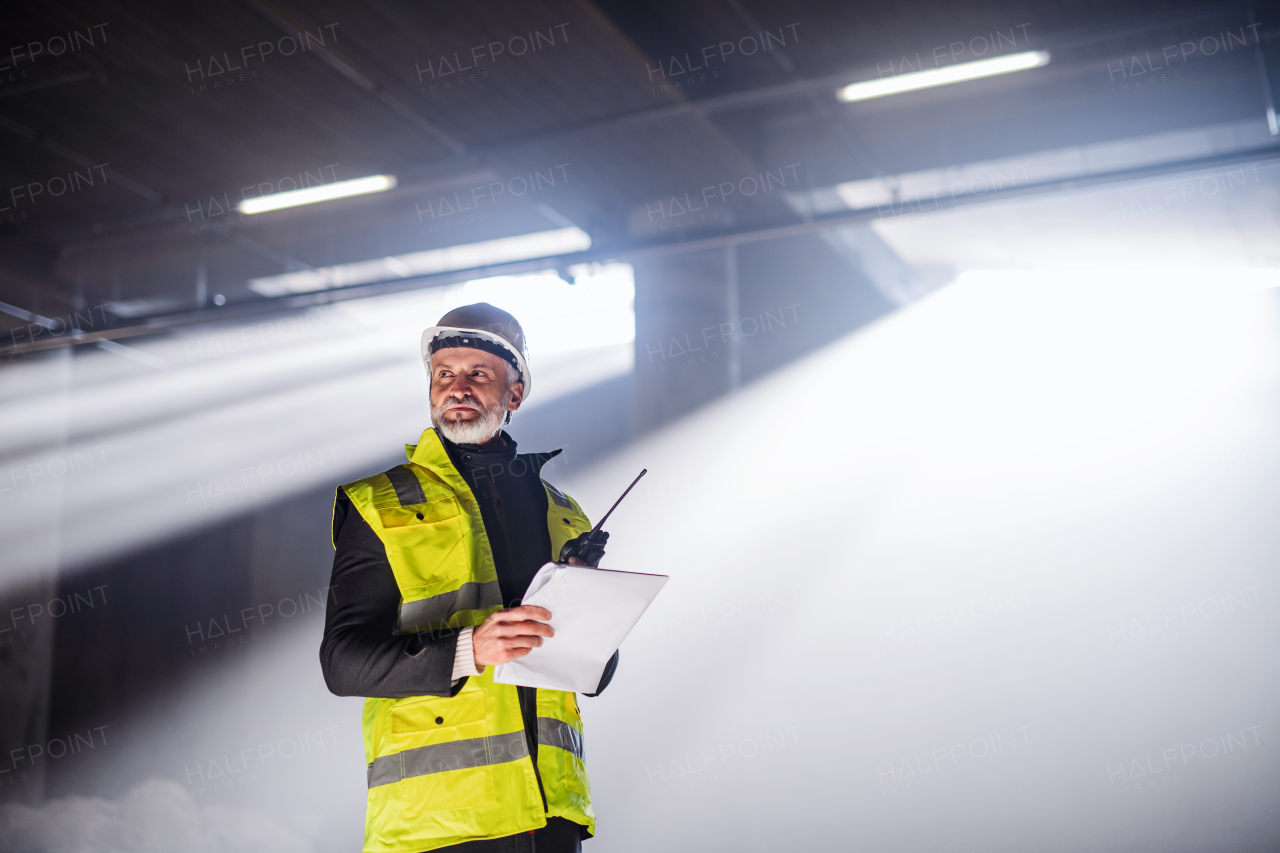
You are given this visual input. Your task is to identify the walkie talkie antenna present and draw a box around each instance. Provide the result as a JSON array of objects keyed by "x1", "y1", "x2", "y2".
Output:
[{"x1": 590, "y1": 469, "x2": 647, "y2": 533}]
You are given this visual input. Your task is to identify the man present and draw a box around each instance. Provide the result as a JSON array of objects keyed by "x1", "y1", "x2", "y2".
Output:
[{"x1": 321, "y1": 303, "x2": 618, "y2": 853}]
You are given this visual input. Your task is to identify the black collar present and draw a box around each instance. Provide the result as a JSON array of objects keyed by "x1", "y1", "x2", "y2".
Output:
[{"x1": 439, "y1": 431, "x2": 562, "y2": 477}]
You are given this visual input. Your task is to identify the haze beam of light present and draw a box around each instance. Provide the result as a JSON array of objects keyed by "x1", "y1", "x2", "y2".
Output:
[
  {"x1": 563, "y1": 269, "x2": 1280, "y2": 853},
  {"x1": 0, "y1": 265, "x2": 634, "y2": 587}
]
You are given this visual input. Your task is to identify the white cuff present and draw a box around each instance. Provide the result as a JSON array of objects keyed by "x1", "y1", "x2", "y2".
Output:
[{"x1": 451, "y1": 627, "x2": 481, "y2": 680}]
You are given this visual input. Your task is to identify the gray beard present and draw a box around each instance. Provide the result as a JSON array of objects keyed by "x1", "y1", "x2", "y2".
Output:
[{"x1": 431, "y1": 392, "x2": 509, "y2": 445}]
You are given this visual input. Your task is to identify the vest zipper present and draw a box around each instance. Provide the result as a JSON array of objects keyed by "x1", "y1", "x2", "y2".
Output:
[{"x1": 519, "y1": 685, "x2": 548, "y2": 812}]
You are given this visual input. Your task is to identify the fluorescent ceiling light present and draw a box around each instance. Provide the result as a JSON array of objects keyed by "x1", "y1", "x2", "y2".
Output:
[
  {"x1": 238, "y1": 174, "x2": 397, "y2": 214},
  {"x1": 838, "y1": 50, "x2": 1049, "y2": 102},
  {"x1": 248, "y1": 226, "x2": 592, "y2": 297}
]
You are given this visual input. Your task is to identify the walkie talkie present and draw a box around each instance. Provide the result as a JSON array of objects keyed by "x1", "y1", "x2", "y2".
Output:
[{"x1": 558, "y1": 469, "x2": 647, "y2": 567}]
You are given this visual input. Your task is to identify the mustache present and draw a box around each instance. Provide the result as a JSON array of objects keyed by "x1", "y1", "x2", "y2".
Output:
[{"x1": 441, "y1": 395, "x2": 483, "y2": 409}]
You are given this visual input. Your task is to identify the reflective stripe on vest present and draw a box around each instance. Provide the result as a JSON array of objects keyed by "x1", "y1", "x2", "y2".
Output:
[
  {"x1": 379, "y1": 463, "x2": 504, "y2": 633},
  {"x1": 367, "y1": 730, "x2": 530, "y2": 788},
  {"x1": 383, "y1": 465, "x2": 426, "y2": 506},
  {"x1": 544, "y1": 482, "x2": 573, "y2": 509},
  {"x1": 395, "y1": 580, "x2": 503, "y2": 633},
  {"x1": 537, "y1": 717, "x2": 584, "y2": 761}
]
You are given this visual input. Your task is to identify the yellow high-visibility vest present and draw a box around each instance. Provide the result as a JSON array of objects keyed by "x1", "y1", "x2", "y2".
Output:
[{"x1": 336, "y1": 428, "x2": 596, "y2": 853}]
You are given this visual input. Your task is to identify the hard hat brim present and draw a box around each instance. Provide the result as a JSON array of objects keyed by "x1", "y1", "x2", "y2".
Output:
[{"x1": 421, "y1": 325, "x2": 532, "y2": 398}]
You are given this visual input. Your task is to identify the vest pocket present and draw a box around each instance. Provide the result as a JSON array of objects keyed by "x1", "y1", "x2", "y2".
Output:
[
  {"x1": 399, "y1": 760, "x2": 497, "y2": 817},
  {"x1": 378, "y1": 498, "x2": 470, "y2": 588},
  {"x1": 389, "y1": 691, "x2": 498, "y2": 816},
  {"x1": 565, "y1": 755, "x2": 590, "y2": 796}
]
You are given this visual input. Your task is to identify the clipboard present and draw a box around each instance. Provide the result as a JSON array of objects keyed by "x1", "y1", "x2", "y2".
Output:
[{"x1": 492, "y1": 562, "x2": 669, "y2": 693}]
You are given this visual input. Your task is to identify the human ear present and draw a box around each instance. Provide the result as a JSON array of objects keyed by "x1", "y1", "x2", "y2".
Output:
[{"x1": 507, "y1": 381, "x2": 525, "y2": 411}]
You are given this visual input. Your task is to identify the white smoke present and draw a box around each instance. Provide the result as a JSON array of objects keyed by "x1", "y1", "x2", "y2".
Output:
[
  {"x1": 565, "y1": 274, "x2": 1280, "y2": 853},
  {"x1": 0, "y1": 779, "x2": 315, "y2": 853}
]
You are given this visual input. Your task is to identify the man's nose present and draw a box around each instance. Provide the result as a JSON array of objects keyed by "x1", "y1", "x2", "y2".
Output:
[{"x1": 448, "y1": 380, "x2": 485, "y2": 404}]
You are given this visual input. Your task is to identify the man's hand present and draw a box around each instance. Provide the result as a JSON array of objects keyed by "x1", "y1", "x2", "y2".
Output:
[
  {"x1": 559, "y1": 529, "x2": 609, "y2": 566},
  {"x1": 472, "y1": 605, "x2": 554, "y2": 667}
]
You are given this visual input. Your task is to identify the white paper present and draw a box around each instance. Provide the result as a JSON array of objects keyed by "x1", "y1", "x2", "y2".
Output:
[{"x1": 492, "y1": 562, "x2": 669, "y2": 693}]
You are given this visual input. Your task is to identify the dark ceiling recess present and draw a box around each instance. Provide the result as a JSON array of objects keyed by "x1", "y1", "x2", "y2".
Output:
[{"x1": 0, "y1": 0, "x2": 1277, "y2": 353}]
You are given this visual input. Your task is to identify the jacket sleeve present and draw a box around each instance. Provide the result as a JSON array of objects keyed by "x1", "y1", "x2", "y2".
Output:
[
  {"x1": 319, "y1": 490, "x2": 466, "y2": 699},
  {"x1": 584, "y1": 650, "x2": 619, "y2": 697}
]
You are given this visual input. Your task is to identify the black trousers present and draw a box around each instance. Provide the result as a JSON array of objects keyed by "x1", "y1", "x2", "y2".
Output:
[{"x1": 433, "y1": 817, "x2": 584, "y2": 853}]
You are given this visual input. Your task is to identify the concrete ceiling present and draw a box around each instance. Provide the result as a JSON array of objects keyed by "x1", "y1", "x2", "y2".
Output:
[{"x1": 1, "y1": 0, "x2": 1277, "y2": 350}]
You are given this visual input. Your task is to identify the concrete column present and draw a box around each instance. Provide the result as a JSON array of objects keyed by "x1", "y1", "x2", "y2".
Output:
[
  {"x1": 631, "y1": 234, "x2": 897, "y2": 433},
  {"x1": 631, "y1": 249, "x2": 734, "y2": 435}
]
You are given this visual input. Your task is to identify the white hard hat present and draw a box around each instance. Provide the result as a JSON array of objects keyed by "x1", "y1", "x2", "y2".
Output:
[{"x1": 421, "y1": 302, "x2": 532, "y2": 397}]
